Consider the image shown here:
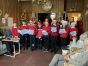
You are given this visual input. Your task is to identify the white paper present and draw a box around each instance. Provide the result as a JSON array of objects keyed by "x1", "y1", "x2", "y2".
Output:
[
  {"x1": 18, "y1": 29, "x2": 28, "y2": 35},
  {"x1": 59, "y1": 29, "x2": 66, "y2": 34},
  {"x1": 70, "y1": 31, "x2": 77, "y2": 36},
  {"x1": 51, "y1": 27, "x2": 57, "y2": 32},
  {"x1": 42, "y1": 30, "x2": 48, "y2": 35},
  {"x1": 28, "y1": 30, "x2": 34, "y2": 35}
]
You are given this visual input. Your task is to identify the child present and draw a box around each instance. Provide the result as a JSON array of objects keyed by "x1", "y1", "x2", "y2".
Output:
[
  {"x1": 28, "y1": 20, "x2": 37, "y2": 51},
  {"x1": 36, "y1": 20, "x2": 43, "y2": 49},
  {"x1": 59, "y1": 20, "x2": 68, "y2": 48},
  {"x1": 42, "y1": 19, "x2": 51, "y2": 52},
  {"x1": 69, "y1": 22, "x2": 77, "y2": 41},
  {"x1": 11, "y1": 22, "x2": 19, "y2": 38},
  {"x1": 19, "y1": 21, "x2": 28, "y2": 30},
  {"x1": 19, "y1": 21, "x2": 28, "y2": 50},
  {"x1": 50, "y1": 19, "x2": 58, "y2": 53}
]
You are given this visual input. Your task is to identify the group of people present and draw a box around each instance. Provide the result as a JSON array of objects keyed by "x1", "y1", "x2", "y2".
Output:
[{"x1": 10, "y1": 17, "x2": 83, "y2": 53}]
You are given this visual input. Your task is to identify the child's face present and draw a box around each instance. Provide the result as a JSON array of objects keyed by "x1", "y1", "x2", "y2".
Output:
[
  {"x1": 30, "y1": 21, "x2": 34, "y2": 25},
  {"x1": 38, "y1": 24, "x2": 42, "y2": 28},
  {"x1": 27, "y1": 23, "x2": 30, "y2": 26},
  {"x1": 45, "y1": 19, "x2": 48, "y2": 22},
  {"x1": 53, "y1": 20, "x2": 57, "y2": 25},
  {"x1": 60, "y1": 25, "x2": 62, "y2": 28},
  {"x1": 22, "y1": 22, "x2": 26, "y2": 25},
  {"x1": 70, "y1": 18, "x2": 74, "y2": 22},
  {"x1": 45, "y1": 22, "x2": 49, "y2": 26},
  {"x1": 13, "y1": 23, "x2": 17, "y2": 27}
]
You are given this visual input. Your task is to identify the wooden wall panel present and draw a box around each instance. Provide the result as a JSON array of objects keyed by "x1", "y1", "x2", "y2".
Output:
[
  {"x1": 66, "y1": 0, "x2": 84, "y2": 12},
  {"x1": 0, "y1": 0, "x2": 19, "y2": 20},
  {"x1": 19, "y1": 0, "x2": 64, "y2": 18},
  {"x1": 83, "y1": 0, "x2": 88, "y2": 31}
]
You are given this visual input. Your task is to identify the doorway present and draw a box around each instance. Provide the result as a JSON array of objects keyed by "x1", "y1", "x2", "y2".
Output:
[
  {"x1": 67, "y1": 12, "x2": 81, "y2": 21},
  {"x1": 38, "y1": 13, "x2": 51, "y2": 23}
]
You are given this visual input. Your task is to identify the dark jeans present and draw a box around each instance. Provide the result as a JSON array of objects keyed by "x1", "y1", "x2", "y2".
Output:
[
  {"x1": 29, "y1": 35, "x2": 36, "y2": 50},
  {"x1": 51, "y1": 36, "x2": 58, "y2": 52},
  {"x1": 61, "y1": 38, "x2": 67, "y2": 47},
  {"x1": 43, "y1": 36, "x2": 49, "y2": 50}
]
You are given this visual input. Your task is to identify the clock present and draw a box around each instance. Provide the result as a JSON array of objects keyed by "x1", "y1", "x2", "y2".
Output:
[{"x1": 42, "y1": 1, "x2": 52, "y2": 12}]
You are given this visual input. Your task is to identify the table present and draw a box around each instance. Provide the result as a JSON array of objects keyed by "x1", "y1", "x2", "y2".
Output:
[{"x1": 2, "y1": 38, "x2": 20, "y2": 58}]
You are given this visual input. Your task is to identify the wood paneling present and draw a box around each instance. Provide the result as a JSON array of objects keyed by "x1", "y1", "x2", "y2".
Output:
[
  {"x1": 0, "y1": 0, "x2": 19, "y2": 20},
  {"x1": 19, "y1": 0, "x2": 64, "y2": 18},
  {"x1": 66, "y1": 0, "x2": 84, "y2": 12},
  {"x1": 83, "y1": 0, "x2": 88, "y2": 31}
]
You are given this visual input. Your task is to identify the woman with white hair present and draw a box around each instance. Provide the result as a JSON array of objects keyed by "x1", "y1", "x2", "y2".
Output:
[
  {"x1": 64, "y1": 38, "x2": 88, "y2": 66},
  {"x1": 49, "y1": 38, "x2": 88, "y2": 66},
  {"x1": 69, "y1": 32, "x2": 88, "y2": 50}
]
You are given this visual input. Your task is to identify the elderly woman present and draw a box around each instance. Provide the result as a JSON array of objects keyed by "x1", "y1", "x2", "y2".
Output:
[
  {"x1": 69, "y1": 32, "x2": 88, "y2": 50},
  {"x1": 49, "y1": 38, "x2": 88, "y2": 66}
]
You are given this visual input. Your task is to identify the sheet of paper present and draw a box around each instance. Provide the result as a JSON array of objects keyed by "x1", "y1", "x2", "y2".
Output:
[
  {"x1": 70, "y1": 31, "x2": 77, "y2": 36},
  {"x1": 28, "y1": 30, "x2": 34, "y2": 35},
  {"x1": 59, "y1": 29, "x2": 66, "y2": 34},
  {"x1": 18, "y1": 29, "x2": 28, "y2": 35},
  {"x1": 42, "y1": 30, "x2": 48, "y2": 35},
  {"x1": 51, "y1": 27, "x2": 57, "y2": 32}
]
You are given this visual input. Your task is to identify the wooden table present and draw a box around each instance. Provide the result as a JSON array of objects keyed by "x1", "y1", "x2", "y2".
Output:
[{"x1": 2, "y1": 38, "x2": 20, "y2": 58}]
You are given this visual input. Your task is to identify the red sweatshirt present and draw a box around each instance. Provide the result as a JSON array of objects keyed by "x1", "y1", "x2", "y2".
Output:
[
  {"x1": 11, "y1": 27, "x2": 19, "y2": 37},
  {"x1": 28, "y1": 25, "x2": 37, "y2": 35},
  {"x1": 51, "y1": 25, "x2": 58, "y2": 36},
  {"x1": 69, "y1": 27, "x2": 77, "y2": 39},
  {"x1": 42, "y1": 26, "x2": 51, "y2": 36},
  {"x1": 37, "y1": 27, "x2": 43, "y2": 38},
  {"x1": 19, "y1": 25, "x2": 28, "y2": 30},
  {"x1": 59, "y1": 27, "x2": 69, "y2": 38}
]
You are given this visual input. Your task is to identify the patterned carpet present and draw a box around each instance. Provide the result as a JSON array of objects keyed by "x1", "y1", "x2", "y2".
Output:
[{"x1": 0, "y1": 50, "x2": 55, "y2": 66}]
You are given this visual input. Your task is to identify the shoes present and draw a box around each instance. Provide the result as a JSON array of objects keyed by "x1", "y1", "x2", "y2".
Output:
[{"x1": 44, "y1": 49, "x2": 48, "y2": 52}]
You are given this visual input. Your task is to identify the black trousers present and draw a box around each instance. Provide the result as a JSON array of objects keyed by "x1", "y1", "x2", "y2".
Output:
[
  {"x1": 51, "y1": 36, "x2": 58, "y2": 52},
  {"x1": 29, "y1": 35, "x2": 36, "y2": 50},
  {"x1": 43, "y1": 36, "x2": 49, "y2": 50},
  {"x1": 20, "y1": 34, "x2": 28, "y2": 50},
  {"x1": 61, "y1": 38, "x2": 67, "y2": 47},
  {"x1": 37, "y1": 38, "x2": 42, "y2": 49}
]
